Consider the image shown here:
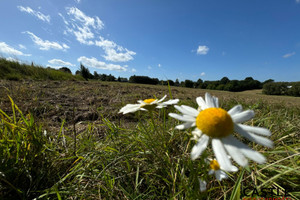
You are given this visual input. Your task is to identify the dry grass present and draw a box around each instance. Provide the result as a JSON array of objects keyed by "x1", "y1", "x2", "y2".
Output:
[{"x1": 0, "y1": 80, "x2": 299, "y2": 199}]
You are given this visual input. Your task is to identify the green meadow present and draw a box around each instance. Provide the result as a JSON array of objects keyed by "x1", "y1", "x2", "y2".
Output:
[{"x1": 0, "y1": 78, "x2": 299, "y2": 200}]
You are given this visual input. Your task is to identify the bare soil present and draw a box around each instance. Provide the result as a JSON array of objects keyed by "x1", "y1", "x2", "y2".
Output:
[{"x1": 0, "y1": 80, "x2": 299, "y2": 132}]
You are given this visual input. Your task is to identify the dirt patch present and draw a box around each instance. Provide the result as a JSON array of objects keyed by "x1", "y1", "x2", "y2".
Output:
[{"x1": 1, "y1": 80, "x2": 299, "y2": 133}]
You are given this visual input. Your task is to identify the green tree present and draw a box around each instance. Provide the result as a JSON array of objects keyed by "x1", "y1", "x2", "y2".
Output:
[
  {"x1": 79, "y1": 64, "x2": 93, "y2": 80},
  {"x1": 220, "y1": 77, "x2": 230, "y2": 85},
  {"x1": 184, "y1": 79, "x2": 194, "y2": 88},
  {"x1": 194, "y1": 78, "x2": 203, "y2": 88}
]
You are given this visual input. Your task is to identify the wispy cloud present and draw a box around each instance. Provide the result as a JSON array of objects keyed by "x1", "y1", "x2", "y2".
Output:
[
  {"x1": 131, "y1": 68, "x2": 136, "y2": 72},
  {"x1": 74, "y1": 0, "x2": 81, "y2": 3},
  {"x1": 58, "y1": 13, "x2": 69, "y2": 25},
  {"x1": 102, "y1": 46, "x2": 136, "y2": 62},
  {"x1": 63, "y1": 7, "x2": 104, "y2": 45},
  {"x1": 5, "y1": 57, "x2": 20, "y2": 62},
  {"x1": 67, "y1": 7, "x2": 104, "y2": 29},
  {"x1": 60, "y1": 8, "x2": 136, "y2": 62},
  {"x1": 197, "y1": 45, "x2": 209, "y2": 55},
  {"x1": 158, "y1": 64, "x2": 161, "y2": 68},
  {"x1": 48, "y1": 59, "x2": 75, "y2": 67},
  {"x1": 0, "y1": 42, "x2": 31, "y2": 56},
  {"x1": 296, "y1": 0, "x2": 300, "y2": 3},
  {"x1": 282, "y1": 52, "x2": 295, "y2": 58},
  {"x1": 200, "y1": 72, "x2": 205, "y2": 76},
  {"x1": 17, "y1": 6, "x2": 50, "y2": 23},
  {"x1": 19, "y1": 44, "x2": 26, "y2": 49},
  {"x1": 24, "y1": 31, "x2": 70, "y2": 51},
  {"x1": 78, "y1": 56, "x2": 128, "y2": 71},
  {"x1": 147, "y1": 66, "x2": 152, "y2": 70},
  {"x1": 95, "y1": 36, "x2": 136, "y2": 62}
]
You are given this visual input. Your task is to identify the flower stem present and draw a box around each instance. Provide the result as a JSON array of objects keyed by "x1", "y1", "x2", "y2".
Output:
[{"x1": 149, "y1": 110, "x2": 158, "y2": 133}]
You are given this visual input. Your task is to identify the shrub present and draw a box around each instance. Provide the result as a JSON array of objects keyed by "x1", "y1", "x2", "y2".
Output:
[
  {"x1": 129, "y1": 75, "x2": 159, "y2": 85},
  {"x1": 263, "y1": 82, "x2": 300, "y2": 97}
]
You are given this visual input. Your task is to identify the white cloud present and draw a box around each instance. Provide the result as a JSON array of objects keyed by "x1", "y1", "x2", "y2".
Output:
[
  {"x1": 24, "y1": 31, "x2": 70, "y2": 51},
  {"x1": 158, "y1": 64, "x2": 161, "y2": 68},
  {"x1": 63, "y1": 7, "x2": 104, "y2": 45},
  {"x1": 67, "y1": 7, "x2": 103, "y2": 29},
  {"x1": 282, "y1": 52, "x2": 295, "y2": 58},
  {"x1": 77, "y1": 56, "x2": 128, "y2": 71},
  {"x1": 95, "y1": 36, "x2": 117, "y2": 49},
  {"x1": 75, "y1": 0, "x2": 81, "y2": 3},
  {"x1": 6, "y1": 57, "x2": 19, "y2": 62},
  {"x1": 296, "y1": 0, "x2": 300, "y2": 3},
  {"x1": 0, "y1": 42, "x2": 31, "y2": 56},
  {"x1": 17, "y1": 6, "x2": 50, "y2": 23},
  {"x1": 61, "y1": 8, "x2": 136, "y2": 62},
  {"x1": 131, "y1": 68, "x2": 136, "y2": 72},
  {"x1": 200, "y1": 72, "x2": 205, "y2": 76},
  {"x1": 72, "y1": 26, "x2": 95, "y2": 45},
  {"x1": 95, "y1": 36, "x2": 136, "y2": 62},
  {"x1": 197, "y1": 45, "x2": 209, "y2": 55},
  {"x1": 46, "y1": 65, "x2": 62, "y2": 69},
  {"x1": 148, "y1": 66, "x2": 152, "y2": 70},
  {"x1": 48, "y1": 59, "x2": 75, "y2": 67},
  {"x1": 19, "y1": 44, "x2": 26, "y2": 49},
  {"x1": 102, "y1": 47, "x2": 136, "y2": 62},
  {"x1": 58, "y1": 13, "x2": 69, "y2": 25}
]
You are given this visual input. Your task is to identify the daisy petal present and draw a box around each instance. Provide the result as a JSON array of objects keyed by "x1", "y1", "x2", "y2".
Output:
[
  {"x1": 175, "y1": 122, "x2": 195, "y2": 130},
  {"x1": 157, "y1": 95, "x2": 167, "y2": 103},
  {"x1": 215, "y1": 170, "x2": 228, "y2": 181},
  {"x1": 222, "y1": 136, "x2": 248, "y2": 166},
  {"x1": 235, "y1": 124, "x2": 273, "y2": 148},
  {"x1": 168, "y1": 113, "x2": 195, "y2": 122},
  {"x1": 192, "y1": 129, "x2": 202, "y2": 138},
  {"x1": 196, "y1": 97, "x2": 209, "y2": 110},
  {"x1": 119, "y1": 104, "x2": 141, "y2": 114},
  {"x1": 238, "y1": 124, "x2": 271, "y2": 136},
  {"x1": 205, "y1": 93, "x2": 215, "y2": 108},
  {"x1": 181, "y1": 105, "x2": 199, "y2": 117},
  {"x1": 157, "y1": 99, "x2": 179, "y2": 108},
  {"x1": 226, "y1": 135, "x2": 266, "y2": 164},
  {"x1": 231, "y1": 110, "x2": 255, "y2": 123},
  {"x1": 199, "y1": 178, "x2": 207, "y2": 192},
  {"x1": 161, "y1": 99, "x2": 179, "y2": 105},
  {"x1": 174, "y1": 105, "x2": 198, "y2": 117},
  {"x1": 228, "y1": 105, "x2": 243, "y2": 116},
  {"x1": 191, "y1": 135, "x2": 209, "y2": 160},
  {"x1": 213, "y1": 96, "x2": 219, "y2": 108},
  {"x1": 212, "y1": 139, "x2": 235, "y2": 171}
]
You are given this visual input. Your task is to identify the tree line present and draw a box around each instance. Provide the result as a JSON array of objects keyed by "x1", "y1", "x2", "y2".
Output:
[
  {"x1": 74, "y1": 64, "x2": 299, "y2": 96},
  {"x1": 263, "y1": 82, "x2": 300, "y2": 97}
]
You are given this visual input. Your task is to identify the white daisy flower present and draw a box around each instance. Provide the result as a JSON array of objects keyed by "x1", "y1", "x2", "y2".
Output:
[
  {"x1": 198, "y1": 178, "x2": 207, "y2": 192},
  {"x1": 119, "y1": 95, "x2": 179, "y2": 114},
  {"x1": 169, "y1": 93, "x2": 273, "y2": 171},
  {"x1": 208, "y1": 159, "x2": 236, "y2": 181}
]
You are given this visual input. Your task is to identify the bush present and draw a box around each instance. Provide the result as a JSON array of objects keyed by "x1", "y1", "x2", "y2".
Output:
[
  {"x1": 263, "y1": 82, "x2": 300, "y2": 97},
  {"x1": 184, "y1": 79, "x2": 194, "y2": 88},
  {"x1": 129, "y1": 75, "x2": 159, "y2": 85}
]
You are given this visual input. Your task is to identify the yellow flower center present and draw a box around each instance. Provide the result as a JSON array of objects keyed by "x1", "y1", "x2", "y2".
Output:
[
  {"x1": 143, "y1": 98, "x2": 156, "y2": 104},
  {"x1": 210, "y1": 159, "x2": 221, "y2": 171},
  {"x1": 196, "y1": 108, "x2": 233, "y2": 138}
]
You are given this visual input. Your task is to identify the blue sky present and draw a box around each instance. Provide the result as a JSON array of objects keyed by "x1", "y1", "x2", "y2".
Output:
[{"x1": 0, "y1": 0, "x2": 299, "y2": 82}]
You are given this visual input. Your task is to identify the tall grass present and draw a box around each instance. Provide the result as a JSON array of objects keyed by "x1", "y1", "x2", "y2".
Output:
[
  {"x1": 0, "y1": 90, "x2": 299, "y2": 199},
  {"x1": 0, "y1": 58, "x2": 83, "y2": 81}
]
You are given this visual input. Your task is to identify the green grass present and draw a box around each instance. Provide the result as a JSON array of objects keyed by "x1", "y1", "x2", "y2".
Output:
[
  {"x1": 0, "y1": 80, "x2": 299, "y2": 200},
  {"x1": 0, "y1": 58, "x2": 84, "y2": 81}
]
